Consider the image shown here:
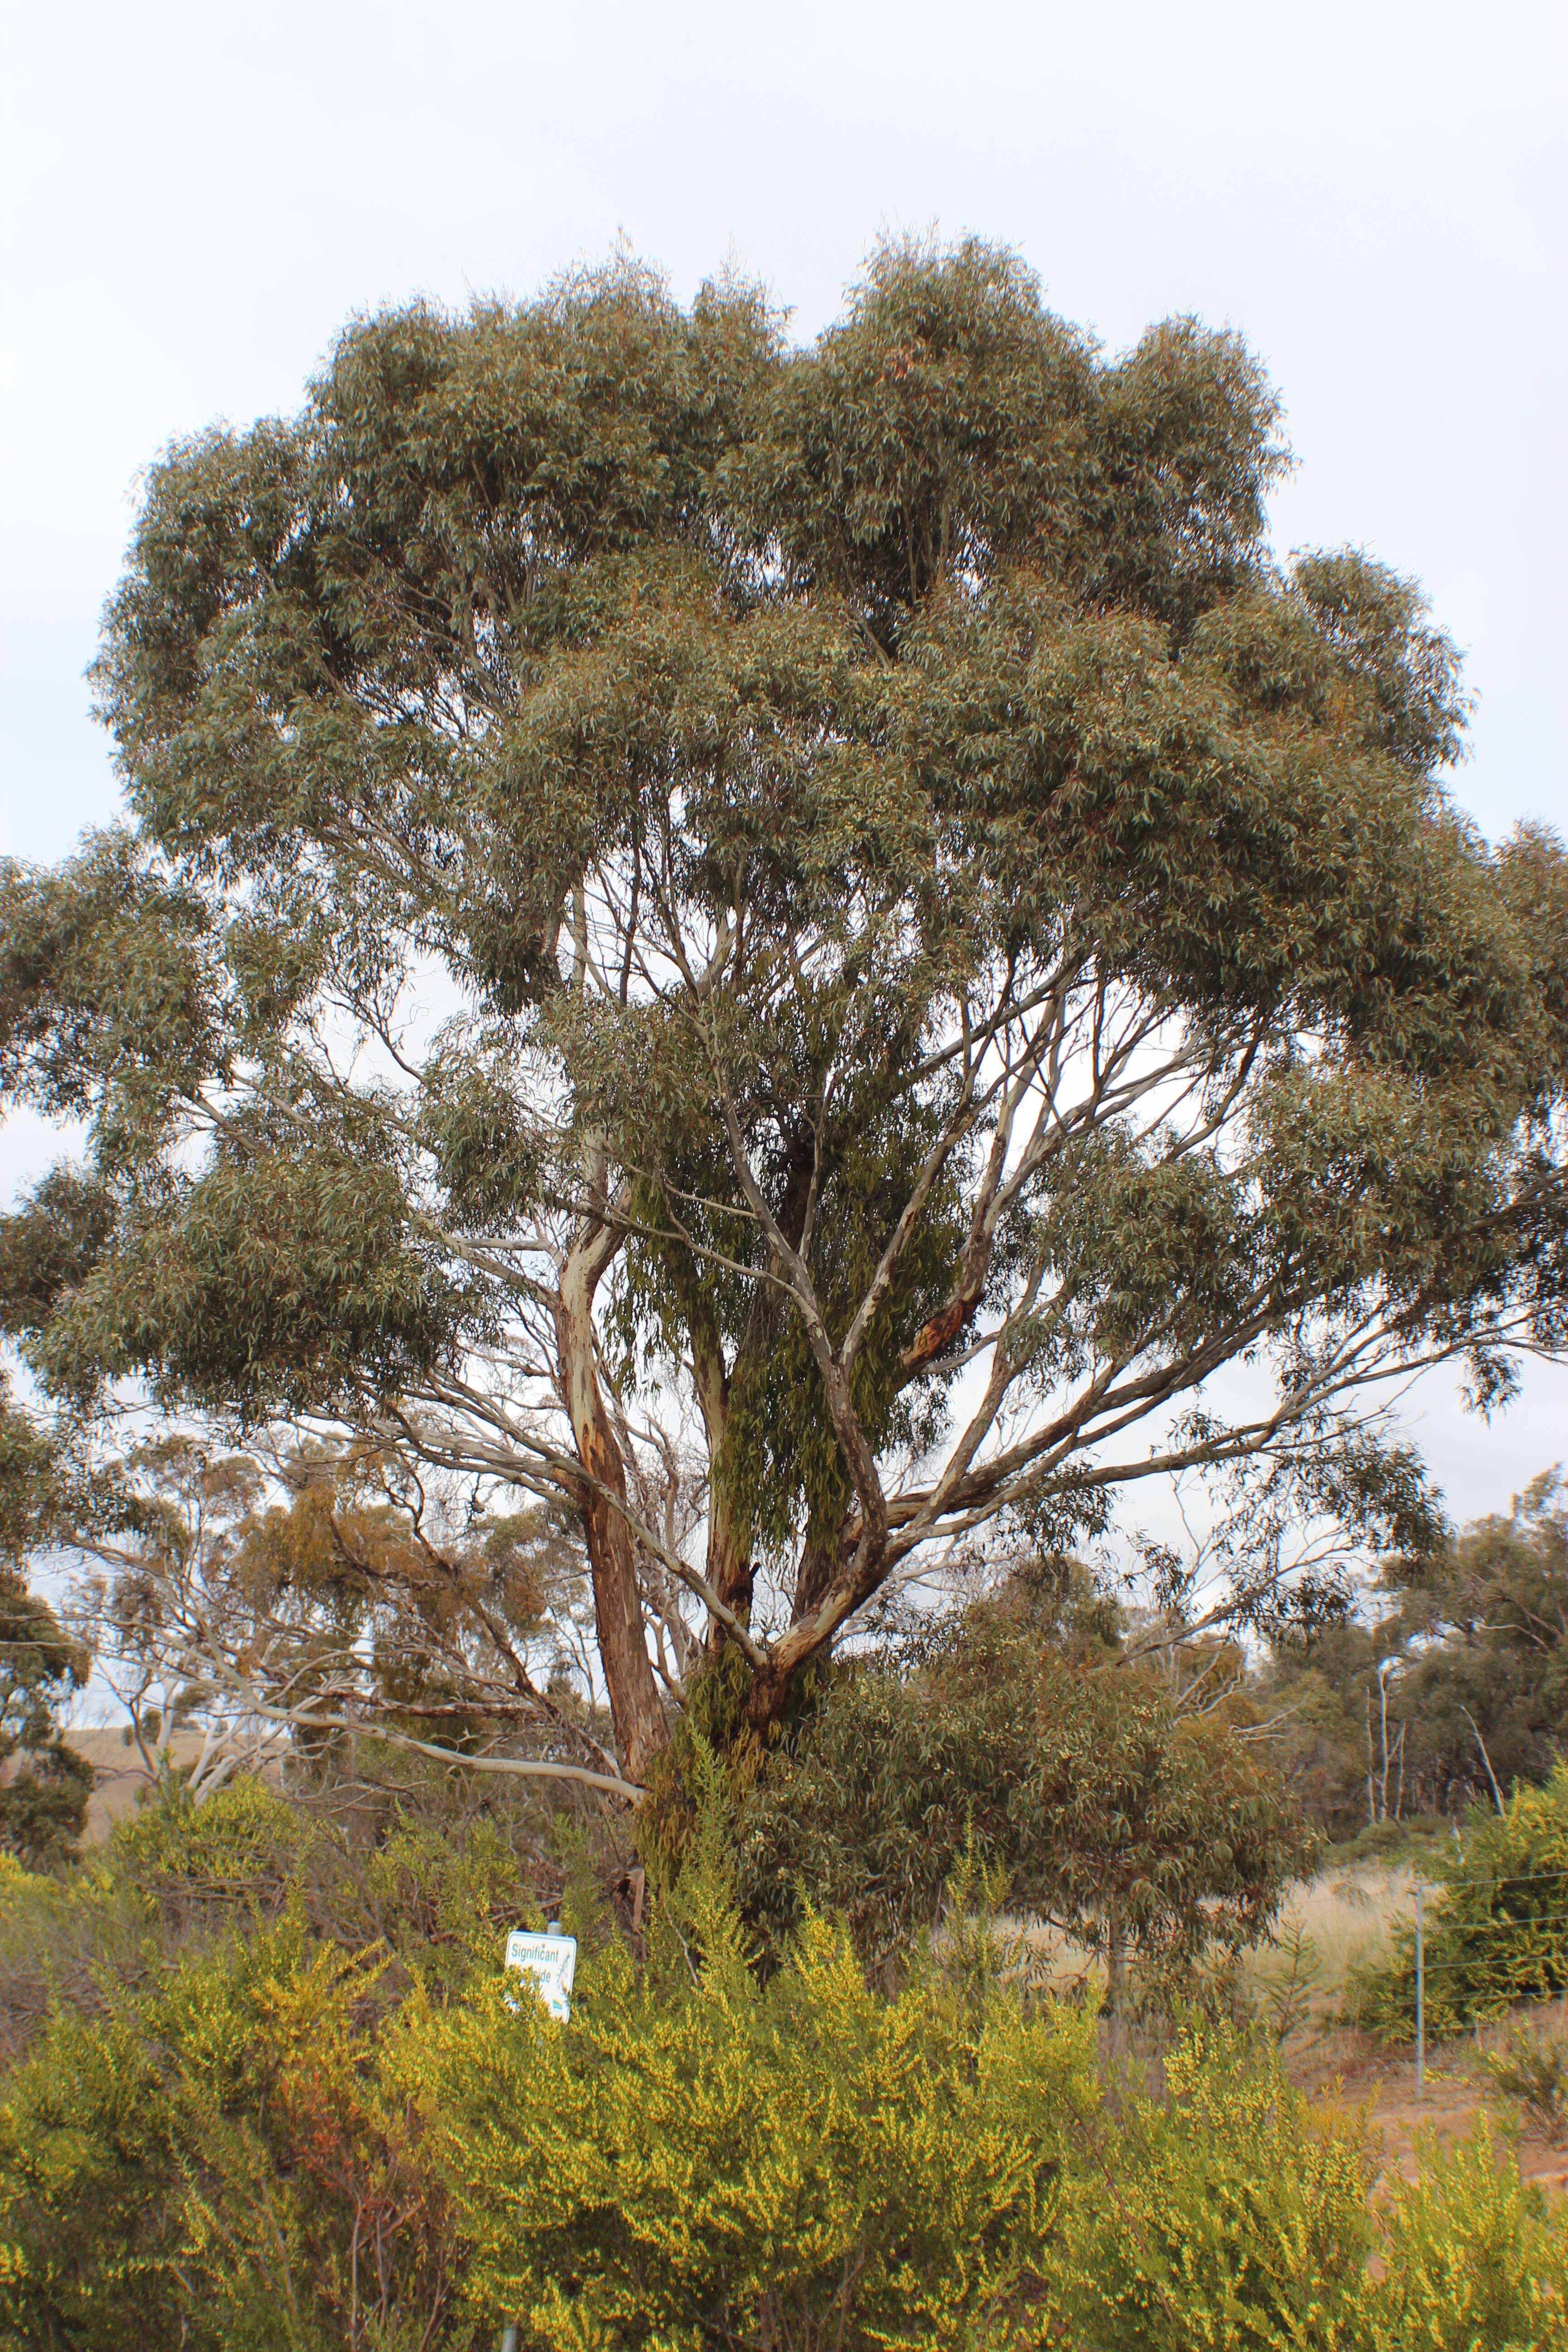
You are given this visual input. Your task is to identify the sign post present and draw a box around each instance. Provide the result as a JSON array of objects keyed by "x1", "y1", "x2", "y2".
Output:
[
  {"x1": 504, "y1": 1925, "x2": 578, "y2": 2023},
  {"x1": 500, "y1": 1925, "x2": 577, "y2": 2352}
]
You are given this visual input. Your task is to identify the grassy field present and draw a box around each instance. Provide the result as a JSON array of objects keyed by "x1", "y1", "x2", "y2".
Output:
[
  {"x1": 68, "y1": 1726, "x2": 210, "y2": 1842},
  {"x1": 1246, "y1": 1861, "x2": 1418, "y2": 2031}
]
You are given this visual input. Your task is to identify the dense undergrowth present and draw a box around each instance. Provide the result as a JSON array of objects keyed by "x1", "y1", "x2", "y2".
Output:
[{"x1": 0, "y1": 1768, "x2": 1562, "y2": 2350}]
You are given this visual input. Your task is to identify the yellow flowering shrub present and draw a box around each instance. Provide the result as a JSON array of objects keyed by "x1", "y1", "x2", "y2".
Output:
[
  {"x1": 402, "y1": 1839, "x2": 1100, "y2": 2350},
  {"x1": 1359, "y1": 1765, "x2": 1568, "y2": 2038},
  {"x1": 0, "y1": 1777, "x2": 1563, "y2": 2349},
  {"x1": 1049, "y1": 2025, "x2": 1377, "y2": 2350},
  {"x1": 1049, "y1": 2025, "x2": 1568, "y2": 2352},
  {"x1": 0, "y1": 1904, "x2": 465, "y2": 2350},
  {"x1": 1367, "y1": 2118, "x2": 1568, "y2": 2352}
]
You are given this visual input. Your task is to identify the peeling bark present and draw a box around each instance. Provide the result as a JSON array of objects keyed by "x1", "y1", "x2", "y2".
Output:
[
  {"x1": 792, "y1": 1531, "x2": 835, "y2": 1624},
  {"x1": 554, "y1": 1205, "x2": 668, "y2": 1780}
]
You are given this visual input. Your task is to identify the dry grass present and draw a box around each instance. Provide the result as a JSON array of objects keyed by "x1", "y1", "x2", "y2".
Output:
[
  {"x1": 1002, "y1": 1866, "x2": 1567, "y2": 2201},
  {"x1": 1250, "y1": 1864, "x2": 1568, "y2": 2203},
  {"x1": 1241, "y1": 1861, "x2": 1421, "y2": 2040},
  {"x1": 69, "y1": 1727, "x2": 209, "y2": 1843},
  {"x1": 1269, "y1": 1862, "x2": 1416, "y2": 1983},
  {"x1": 998, "y1": 1862, "x2": 1420, "y2": 2019}
]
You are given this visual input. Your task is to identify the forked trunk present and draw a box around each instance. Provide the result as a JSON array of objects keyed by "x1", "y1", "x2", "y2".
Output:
[{"x1": 554, "y1": 1217, "x2": 668, "y2": 1781}]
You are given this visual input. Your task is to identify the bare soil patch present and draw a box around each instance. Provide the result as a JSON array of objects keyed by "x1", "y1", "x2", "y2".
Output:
[{"x1": 1286, "y1": 2009, "x2": 1568, "y2": 2200}]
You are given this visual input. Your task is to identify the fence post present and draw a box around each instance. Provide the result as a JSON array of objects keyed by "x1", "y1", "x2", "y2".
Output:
[
  {"x1": 501, "y1": 2329, "x2": 519, "y2": 2352},
  {"x1": 1415, "y1": 1882, "x2": 1424, "y2": 2098}
]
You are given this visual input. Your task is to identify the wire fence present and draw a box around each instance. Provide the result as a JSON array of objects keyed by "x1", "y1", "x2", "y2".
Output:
[{"x1": 1377, "y1": 1869, "x2": 1568, "y2": 2091}]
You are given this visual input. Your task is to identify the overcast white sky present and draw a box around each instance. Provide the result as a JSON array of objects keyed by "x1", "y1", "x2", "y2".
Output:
[{"x1": 1, "y1": 0, "x2": 1564, "y2": 1534}]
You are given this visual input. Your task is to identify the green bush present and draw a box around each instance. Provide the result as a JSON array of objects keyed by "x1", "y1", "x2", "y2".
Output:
[
  {"x1": 738, "y1": 1613, "x2": 1311, "y2": 1990},
  {"x1": 1049, "y1": 2025, "x2": 1378, "y2": 2349},
  {"x1": 1370, "y1": 2118, "x2": 1568, "y2": 2351},
  {"x1": 108, "y1": 1767, "x2": 314, "y2": 1895},
  {"x1": 0, "y1": 1903, "x2": 465, "y2": 2351},
  {"x1": 93, "y1": 1766, "x2": 586, "y2": 1996},
  {"x1": 1049, "y1": 2032, "x2": 1568, "y2": 2352},
  {"x1": 0, "y1": 1849, "x2": 151, "y2": 2069},
  {"x1": 1359, "y1": 1762, "x2": 1568, "y2": 2037},
  {"x1": 0, "y1": 1782, "x2": 1101, "y2": 2351},
  {"x1": 1485, "y1": 2024, "x2": 1568, "y2": 2147}
]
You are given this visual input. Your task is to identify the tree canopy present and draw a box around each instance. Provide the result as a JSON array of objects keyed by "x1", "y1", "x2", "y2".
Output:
[{"x1": 2, "y1": 240, "x2": 1565, "y2": 1781}]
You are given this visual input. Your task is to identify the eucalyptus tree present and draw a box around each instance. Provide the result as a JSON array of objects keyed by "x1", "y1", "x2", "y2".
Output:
[
  {"x1": 2, "y1": 242, "x2": 1565, "y2": 1782},
  {"x1": 0, "y1": 1379, "x2": 93, "y2": 1862}
]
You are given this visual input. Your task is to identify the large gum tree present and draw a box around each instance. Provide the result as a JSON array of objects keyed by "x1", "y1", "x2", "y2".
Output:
[{"x1": 2, "y1": 242, "x2": 1565, "y2": 1784}]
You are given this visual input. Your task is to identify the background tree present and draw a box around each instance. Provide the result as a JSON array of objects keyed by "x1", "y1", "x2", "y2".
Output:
[
  {"x1": 1, "y1": 241, "x2": 1565, "y2": 1783},
  {"x1": 736, "y1": 1585, "x2": 1311, "y2": 2003},
  {"x1": 1391, "y1": 1468, "x2": 1568, "y2": 1811},
  {"x1": 1258, "y1": 1467, "x2": 1568, "y2": 1836},
  {"x1": 0, "y1": 1379, "x2": 93, "y2": 1865},
  {"x1": 66, "y1": 1431, "x2": 638, "y2": 1800}
]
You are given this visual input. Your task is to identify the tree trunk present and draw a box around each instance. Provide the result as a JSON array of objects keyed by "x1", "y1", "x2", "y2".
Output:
[
  {"x1": 1103, "y1": 1910, "x2": 1127, "y2": 2020},
  {"x1": 554, "y1": 1210, "x2": 667, "y2": 1781},
  {"x1": 792, "y1": 1529, "x2": 836, "y2": 1624},
  {"x1": 746, "y1": 1515, "x2": 884, "y2": 1738},
  {"x1": 691, "y1": 1332, "x2": 754, "y2": 1651}
]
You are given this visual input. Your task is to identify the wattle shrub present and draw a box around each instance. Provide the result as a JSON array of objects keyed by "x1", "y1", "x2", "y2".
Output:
[
  {"x1": 1049, "y1": 2030, "x2": 1568, "y2": 2350},
  {"x1": 0, "y1": 1777, "x2": 1562, "y2": 2349},
  {"x1": 412, "y1": 1822, "x2": 1098, "y2": 2349}
]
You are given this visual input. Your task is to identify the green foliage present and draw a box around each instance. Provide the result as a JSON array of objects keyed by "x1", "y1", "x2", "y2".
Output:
[
  {"x1": 0, "y1": 1849, "x2": 152, "y2": 2073},
  {"x1": 0, "y1": 1771, "x2": 603, "y2": 2343},
  {"x1": 0, "y1": 1775, "x2": 1563, "y2": 2350},
  {"x1": 1361, "y1": 1764, "x2": 1568, "y2": 2037},
  {"x1": 1050, "y1": 2033, "x2": 1568, "y2": 2352},
  {"x1": 108, "y1": 1771, "x2": 315, "y2": 1901},
  {"x1": 1388, "y1": 1469, "x2": 1568, "y2": 1812},
  {"x1": 76, "y1": 1148, "x2": 449, "y2": 1418},
  {"x1": 636, "y1": 1641, "x2": 768, "y2": 1887},
  {"x1": 2, "y1": 237, "x2": 1563, "y2": 1773},
  {"x1": 0, "y1": 1379, "x2": 61, "y2": 1563},
  {"x1": 1370, "y1": 2118, "x2": 1568, "y2": 2352},
  {"x1": 1050, "y1": 2025, "x2": 1378, "y2": 2348},
  {"x1": 1254, "y1": 1469, "x2": 1568, "y2": 1841},
  {"x1": 0, "y1": 1384, "x2": 92, "y2": 1870},
  {"x1": 0, "y1": 1906, "x2": 466, "y2": 2351},
  {"x1": 0, "y1": 827, "x2": 220, "y2": 1137},
  {"x1": 738, "y1": 1608, "x2": 1311, "y2": 1983},
  {"x1": 1249, "y1": 1917, "x2": 1325, "y2": 2047},
  {"x1": 87, "y1": 1770, "x2": 573, "y2": 2002},
  {"x1": 0, "y1": 1735, "x2": 91, "y2": 1877}
]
